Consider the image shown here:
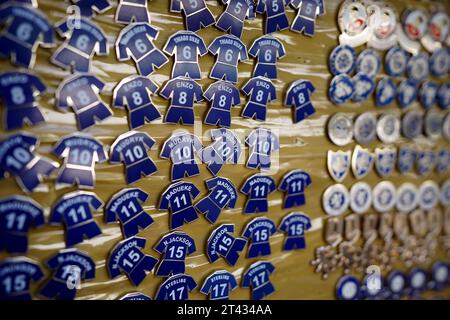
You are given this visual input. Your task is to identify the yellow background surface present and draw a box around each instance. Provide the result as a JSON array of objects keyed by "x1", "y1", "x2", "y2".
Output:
[{"x1": 0, "y1": 0, "x2": 449, "y2": 299}]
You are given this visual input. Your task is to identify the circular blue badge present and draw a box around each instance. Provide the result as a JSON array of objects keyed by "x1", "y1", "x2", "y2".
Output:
[
  {"x1": 329, "y1": 45, "x2": 357, "y2": 75},
  {"x1": 387, "y1": 270, "x2": 407, "y2": 298},
  {"x1": 329, "y1": 74, "x2": 355, "y2": 105},
  {"x1": 385, "y1": 47, "x2": 409, "y2": 77},
  {"x1": 408, "y1": 268, "x2": 428, "y2": 292},
  {"x1": 419, "y1": 81, "x2": 439, "y2": 109},
  {"x1": 336, "y1": 275, "x2": 361, "y2": 300},
  {"x1": 356, "y1": 48, "x2": 381, "y2": 78},
  {"x1": 402, "y1": 110, "x2": 423, "y2": 139},
  {"x1": 430, "y1": 48, "x2": 450, "y2": 78},
  {"x1": 322, "y1": 184, "x2": 350, "y2": 216},
  {"x1": 397, "y1": 79, "x2": 418, "y2": 108},
  {"x1": 375, "y1": 78, "x2": 396, "y2": 107},
  {"x1": 406, "y1": 52, "x2": 430, "y2": 82},
  {"x1": 431, "y1": 262, "x2": 449, "y2": 287},
  {"x1": 352, "y1": 73, "x2": 375, "y2": 102},
  {"x1": 437, "y1": 83, "x2": 450, "y2": 109}
]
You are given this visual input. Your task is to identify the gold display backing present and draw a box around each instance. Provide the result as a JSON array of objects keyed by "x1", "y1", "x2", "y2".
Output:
[{"x1": 0, "y1": 0, "x2": 449, "y2": 299}]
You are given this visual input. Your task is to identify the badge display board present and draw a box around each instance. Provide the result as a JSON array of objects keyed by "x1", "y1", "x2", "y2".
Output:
[{"x1": 0, "y1": 0, "x2": 449, "y2": 299}]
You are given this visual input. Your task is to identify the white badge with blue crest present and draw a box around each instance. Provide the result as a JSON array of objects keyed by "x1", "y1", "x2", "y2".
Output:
[
  {"x1": 402, "y1": 110, "x2": 423, "y2": 139},
  {"x1": 322, "y1": 184, "x2": 350, "y2": 216},
  {"x1": 419, "y1": 181, "x2": 439, "y2": 210},
  {"x1": 375, "y1": 146, "x2": 397, "y2": 178},
  {"x1": 373, "y1": 181, "x2": 396, "y2": 213},
  {"x1": 406, "y1": 52, "x2": 429, "y2": 82},
  {"x1": 416, "y1": 150, "x2": 436, "y2": 176},
  {"x1": 396, "y1": 183, "x2": 418, "y2": 213},
  {"x1": 436, "y1": 149, "x2": 450, "y2": 174},
  {"x1": 350, "y1": 181, "x2": 372, "y2": 214},
  {"x1": 398, "y1": 145, "x2": 416, "y2": 174},
  {"x1": 351, "y1": 145, "x2": 374, "y2": 180},
  {"x1": 327, "y1": 150, "x2": 351, "y2": 183},
  {"x1": 430, "y1": 48, "x2": 450, "y2": 78},
  {"x1": 419, "y1": 81, "x2": 439, "y2": 109}
]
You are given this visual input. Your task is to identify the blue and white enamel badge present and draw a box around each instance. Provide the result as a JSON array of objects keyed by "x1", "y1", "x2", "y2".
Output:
[
  {"x1": 408, "y1": 268, "x2": 428, "y2": 295},
  {"x1": 396, "y1": 9, "x2": 428, "y2": 55},
  {"x1": 397, "y1": 79, "x2": 417, "y2": 108},
  {"x1": 384, "y1": 47, "x2": 409, "y2": 77},
  {"x1": 336, "y1": 275, "x2": 361, "y2": 300},
  {"x1": 430, "y1": 48, "x2": 450, "y2": 78},
  {"x1": 402, "y1": 110, "x2": 423, "y2": 139},
  {"x1": 421, "y1": 11, "x2": 450, "y2": 53},
  {"x1": 367, "y1": 3, "x2": 397, "y2": 50},
  {"x1": 354, "y1": 112, "x2": 377, "y2": 145},
  {"x1": 375, "y1": 147, "x2": 397, "y2": 178},
  {"x1": 349, "y1": 181, "x2": 372, "y2": 214},
  {"x1": 424, "y1": 109, "x2": 443, "y2": 139},
  {"x1": 329, "y1": 45, "x2": 356, "y2": 75},
  {"x1": 430, "y1": 261, "x2": 450, "y2": 291},
  {"x1": 437, "y1": 83, "x2": 450, "y2": 109},
  {"x1": 322, "y1": 184, "x2": 350, "y2": 216},
  {"x1": 329, "y1": 74, "x2": 355, "y2": 105},
  {"x1": 376, "y1": 113, "x2": 400, "y2": 144},
  {"x1": 416, "y1": 150, "x2": 436, "y2": 176},
  {"x1": 396, "y1": 183, "x2": 418, "y2": 213},
  {"x1": 327, "y1": 150, "x2": 351, "y2": 182},
  {"x1": 372, "y1": 181, "x2": 396, "y2": 213},
  {"x1": 386, "y1": 270, "x2": 407, "y2": 299},
  {"x1": 337, "y1": 0, "x2": 370, "y2": 48},
  {"x1": 419, "y1": 81, "x2": 439, "y2": 109},
  {"x1": 375, "y1": 78, "x2": 396, "y2": 107},
  {"x1": 440, "y1": 180, "x2": 450, "y2": 206},
  {"x1": 351, "y1": 145, "x2": 374, "y2": 180},
  {"x1": 356, "y1": 48, "x2": 381, "y2": 78},
  {"x1": 327, "y1": 112, "x2": 354, "y2": 146},
  {"x1": 406, "y1": 52, "x2": 429, "y2": 82},
  {"x1": 419, "y1": 181, "x2": 439, "y2": 210},
  {"x1": 352, "y1": 73, "x2": 375, "y2": 102},
  {"x1": 397, "y1": 146, "x2": 416, "y2": 174},
  {"x1": 436, "y1": 149, "x2": 450, "y2": 174}
]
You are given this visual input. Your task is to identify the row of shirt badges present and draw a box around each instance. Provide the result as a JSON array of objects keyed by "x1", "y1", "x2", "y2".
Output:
[
  {"x1": 328, "y1": 1, "x2": 450, "y2": 107},
  {"x1": 336, "y1": 261, "x2": 450, "y2": 300}
]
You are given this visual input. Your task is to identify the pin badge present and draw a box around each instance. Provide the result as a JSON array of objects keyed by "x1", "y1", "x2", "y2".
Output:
[
  {"x1": 327, "y1": 150, "x2": 351, "y2": 182},
  {"x1": 154, "y1": 231, "x2": 196, "y2": 277},
  {"x1": 375, "y1": 78, "x2": 396, "y2": 107},
  {"x1": 155, "y1": 274, "x2": 197, "y2": 300},
  {"x1": 159, "y1": 181, "x2": 200, "y2": 230},
  {"x1": 0, "y1": 257, "x2": 43, "y2": 300},
  {"x1": 386, "y1": 270, "x2": 407, "y2": 299},
  {"x1": 402, "y1": 110, "x2": 423, "y2": 139},
  {"x1": 39, "y1": 249, "x2": 95, "y2": 300},
  {"x1": 110, "y1": 131, "x2": 158, "y2": 185},
  {"x1": 416, "y1": 150, "x2": 436, "y2": 176},
  {"x1": 408, "y1": 268, "x2": 428, "y2": 295},
  {"x1": 372, "y1": 181, "x2": 396, "y2": 213},
  {"x1": 336, "y1": 275, "x2": 361, "y2": 300},
  {"x1": 207, "y1": 224, "x2": 247, "y2": 266},
  {"x1": 278, "y1": 170, "x2": 312, "y2": 209},
  {"x1": 437, "y1": 83, "x2": 450, "y2": 109},
  {"x1": 120, "y1": 292, "x2": 151, "y2": 300},
  {"x1": 397, "y1": 79, "x2": 418, "y2": 108},
  {"x1": 216, "y1": 0, "x2": 255, "y2": 38},
  {"x1": 329, "y1": 74, "x2": 355, "y2": 105},
  {"x1": 327, "y1": 113, "x2": 353, "y2": 146},
  {"x1": 0, "y1": 133, "x2": 59, "y2": 193},
  {"x1": 354, "y1": 112, "x2": 377, "y2": 145},
  {"x1": 384, "y1": 47, "x2": 409, "y2": 77},
  {"x1": 398, "y1": 146, "x2": 417, "y2": 174},
  {"x1": 116, "y1": 23, "x2": 168, "y2": 76},
  {"x1": 290, "y1": 0, "x2": 325, "y2": 37},
  {"x1": 396, "y1": 183, "x2": 418, "y2": 213},
  {"x1": 242, "y1": 261, "x2": 275, "y2": 300},
  {"x1": 352, "y1": 73, "x2": 375, "y2": 102},
  {"x1": 351, "y1": 145, "x2": 374, "y2": 179},
  {"x1": 115, "y1": 0, "x2": 151, "y2": 24},
  {"x1": 170, "y1": 0, "x2": 216, "y2": 32},
  {"x1": 419, "y1": 81, "x2": 439, "y2": 109},
  {"x1": 278, "y1": 212, "x2": 312, "y2": 251},
  {"x1": 444, "y1": 113, "x2": 450, "y2": 141},
  {"x1": 200, "y1": 270, "x2": 238, "y2": 300},
  {"x1": 329, "y1": 45, "x2": 357, "y2": 75},
  {"x1": 242, "y1": 217, "x2": 277, "y2": 258},
  {"x1": 107, "y1": 237, "x2": 158, "y2": 287},
  {"x1": 245, "y1": 128, "x2": 279, "y2": 170},
  {"x1": 72, "y1": 0, "x2": 111, "y2": 18},
  {"x1": 322, "y1": 184, "x2": 350, "y2": 216},
  {"x1": 441, "y1": 180, "x2": 450, "y2": 207},
  {"x1": 376, "y1": 113, "x2": 400, "y2": 143},
  {"x1": 356, "y1": 48, "x2": 381, "y2": 78},
  {"x1": 203, "y1": 81, "x2": 241, "y2": 128},
  {"x1": 241, "y1": 173, "x2": 276, "y2": 214},
  {"x1": 418, "y1": 180, "x2": 439, "y2": 210},
  {"x1": 430, "y1": 261, "x2": 450, "y2": 291},
  {"x1": 249, "y1": 35, "x2": 286, "y2": 79},
  {"x1": 406, "y1": 52, "x2": 430, "y2": 82},
  {"x1": 421, "y1": 11, "x2": 450, "y2": 53},
  {"x1": 362, "y1": 273, "x2": 384, "y2": 299},
  {"x1": 0, "y1": 4, "x2": 54, "y2": 68},
  {"x1": 255, "y1": 0, "x2": 290, "y2": 34},
  {"x1": 424, "y1": 109, "x2": 443, "y2": 139},
  {"x1": 241, "y1": 76, "x2": 277, "y2": 122},
  {"x1": 349, "y1": 182, "x2": 372, "y2": 214},
  {"x1": 436, "y1": 149, "x2": 450, "y2": 174},
  {"x1": 338, "y1": 0, "x2": 370, "y2": 48},
  {"x1": 396, "y1": 9, "x2": 428, "y2": 55},
  {"x1": 284, "y1": 79, "x2": 316, "y2": 124},
  {"x1": 430, "y1": 48, "x2": 450, "y2": 78},
  {"x1": 367, "y1": 3, "x2": 398, "y2": 50},
  {"x1": 375, "y1": 146, "x2": 396, "y2": 178}
]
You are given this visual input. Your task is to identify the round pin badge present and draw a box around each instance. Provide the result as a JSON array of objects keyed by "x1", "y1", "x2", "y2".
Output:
[
  {"x1": 406, "y1": 52, "x2": 430, "y2": 82},
  {"x1": 336, "y1": 275, "x2": 360, "y2": 300},
  {"x1": 387, "y1": 270, "x2": 407, "y2": 298},
  {"x1": 372, "y1": 181, "x2": 396, "y2": 213},
  {"x1": 350, "y1": 182, "x2": 372, "y2": 214},
  {"x1": 424, "y1": 109, "x2": 443, "y2": 139},
  {"x1": 385, "y1": 47, "x2": 409, "y2": 77},
  {"x1": 322, "y1": 184, "x2": 350, "y2": 216},
  {"x1": 430, "y1": 48, "x2": 450, "y2": 78},
  {"x1": 362, "y1": 273, "x2": 383, "y2": 298},
  {"x1": 329, "y1": 74, "x2": 355, "y2": 104},
  {"x1": 377, "y1": 113, "x2": 400, "y2": 143},
  {"x1": 402, "y1": 9, "x2": 428, "y2": 41},
  {"x1": 443, "y1": 113, "x2": 450, "y2": 141},
  {"x1": 408, "y1": 268, "x2": 428, "y2": 292},
  {"x1": 397, "y1": 79, "x2": 418, "y2": 108},
  {"x1": 329, "y1": 45, "x2": 357, "y2": 75},
  {"x1": 352, "y1": 73, "x2": 375, "y2": 102},
  {"x1": 431, "y1": 262, "x2": 450, "y2": 287},
  {"x1": 441, "y1": 180, "x2": 450, "y2": 206},
  {"x1": 419, "y1": 81, "x2": 439, "y2": 109},
  {"x1": 428, "y1": 11, "x2": 450, "y2": 43},
  {"x1": 327, "y1": 113, "x2": 354, "y2": 146},
  {"x1": 418, "y1": 180, "x2": 440, "y2": 210},
  {"x1": 354, "y1": 112, "x2": 377, "y2": 145},
  {"x1": 402, "y1": 110, "x2": 423, "y2": 139},
  {"x1": 437, "y1": 83, "x2": 450, "y2": 109},
  {"x1": 356, "y1": 48, "x2": 381, "y2": 78},
  {"x1": 396, "y1": 183, "x2": 418, "y2": 212},
  {"x1": 375, "y1": 78, "x2": 397, "y2": 107}
]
